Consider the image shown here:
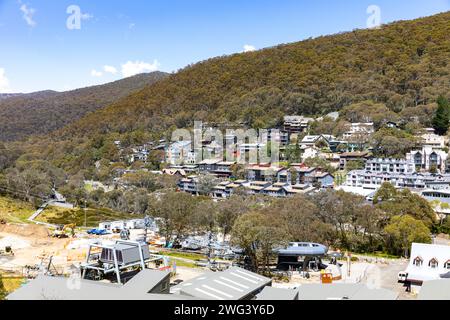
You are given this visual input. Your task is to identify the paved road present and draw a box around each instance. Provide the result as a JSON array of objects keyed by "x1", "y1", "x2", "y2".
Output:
[{"x1": 363, "y1": 259, "x2": 416, "y2": 300}]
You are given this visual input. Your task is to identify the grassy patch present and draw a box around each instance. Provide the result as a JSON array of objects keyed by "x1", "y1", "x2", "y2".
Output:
[
  {"x1": 358, "y1": 252, "x2": 401, "y2": 259},
  {"x1": 0, "y1": 196, "x2": 35, "y2": 224},
  {"x1": 36, "y1": 207, "x2": 142, "y2": 228},
  {"x1": 1, "y1": 276, "x2": 25, "y2": 293},
  {"x1": 169, "y1": 259, "x2": 198, "y2": 268},
  {"x1": 160, "y1": 250, "x2": 207, "y2": 261},
  {"x1": 158, "y1": 250, "x2": 207, "y2": 269}
]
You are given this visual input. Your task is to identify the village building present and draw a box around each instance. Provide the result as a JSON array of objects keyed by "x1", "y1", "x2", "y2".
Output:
[
  {"x1": 289, "y1": 165, "x2": 317, "y2": 185},
  {"x1": 398, "y1": 243, "x2": 450, "y2": 292},
  {"x1": 247, "y1": 181, "x2": 273, "y2": 195},
  {"x1": 171, "y1": 267, "x2": 272, "y2": 300},
  {"x1": 364, "y1": 158, "x2": 416, "y2": 174},
  {"x1": 283, "y1": 115, "x2": 314, "y2": 134},
  {"x1": 263, "y1": 129, "x2": 290, "y2": 147},
  {"x1": 212, "y1": 180, "x2": 248, "y2": 199},
  {"x1": 346, "y1": 170, "x2": 450, "y2": 191},
  {"x1": 406, "y1": 146, "x2": 448, "y2": 173},
  {"x1": 7, "y1": 270, "x2": 178, "y2": 300},
  {"x1": 277, "y1": 242, "x2": 328, "y2": 271},
  {"x1": 129, "y1": 146, "x2": 150, "y2": 163},
  {"x1": 246, "y1": 164, "x2": 284, "y2": 182},
  {"x1": 311, "y1": 172, "x2": 335, "y2": 188},
  {"x1": 261, "y1": 183, "x2": 289, "y2": 198},
  {"x1": 224, "y1": 132, "x2": 237, "y2": 147},
  {"x1": 161, "y1": 168, "x2": 188, "y2": 178},
  {"x1": 197, "y1": 160, "x2": 236, "y2": 178},
  {"x1": 300, "y1": 135, "x2": 343, "y2": 153},
  {"x1": 277, "y1": 165, "x2": 334, "y2": 188},
  {"x1": 339, "y1": 151, "x2": 372, "y2": 170},
  {"x1": 177, "y1": 176, "x2": 199, "y2": 195},
  {"x1": 385, "y1": 121, "x2": 400, "y2": 129},
  {"x1": 421, "y1": 189, "x2": 450, "y2": 206},
  {"x1": 238, "y1": 142, "x2": 267, "y2": 161},
  {"x1": 167, "y1": 165, "x2": 199, "y2": 175},
  {"x1": 285, "y1": 184, "x2": 316, "y2": 196},
  {"x1": 165, "y1": 141, "x2": 195, "y2": 165},
  {"x1": 342, "y1": 122, "x2": 375, "y2": 141}
]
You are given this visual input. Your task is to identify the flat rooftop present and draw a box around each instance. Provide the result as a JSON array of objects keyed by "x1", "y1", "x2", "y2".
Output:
[
  {"x1": 7, "y1": 270, "x2": 187, "y2": 301},
  {"x1": 171, "y1": 267, "x2": 272, "y2": 300}
]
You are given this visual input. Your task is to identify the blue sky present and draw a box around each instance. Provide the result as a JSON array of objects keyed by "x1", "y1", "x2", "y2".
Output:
[{"x1": 0, "y1": 0, "x2": 449, "y2": 93}]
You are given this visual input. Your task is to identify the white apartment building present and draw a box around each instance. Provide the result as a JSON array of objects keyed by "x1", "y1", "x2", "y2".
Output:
[
  {"x1": 364, "y1": 158, "x2": 416, "y2": 174},
  {"x1": 166, "y1": 141, "x2": 196, "y2": 165},
  {"x1": 407, "y1": 146, "x2": 449, "y2": 173},
  {"x1": 283, "y1": 116, "x2": 314, "y2": 134}
]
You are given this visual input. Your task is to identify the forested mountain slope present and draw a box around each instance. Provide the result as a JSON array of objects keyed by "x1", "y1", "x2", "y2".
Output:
[
  {"x1": 0, "y1": 72, "x2": 168, "y2": 141},
  {"x1": 6, "y1": 11, "x2": 450, "y2": 174},
  {"x1": 57, "y1": 11, "x2": 450, "y2": 141}
]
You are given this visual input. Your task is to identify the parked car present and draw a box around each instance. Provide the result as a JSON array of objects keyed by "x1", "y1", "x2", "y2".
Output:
[{"x1": 87, "y1": 229, "x2": 108, "y2": 236}]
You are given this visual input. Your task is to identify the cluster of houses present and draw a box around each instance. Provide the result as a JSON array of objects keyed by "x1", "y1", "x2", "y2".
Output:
[
  {"x1": 162, "y1": 121, "x2": 449, "y2": 172},
  {"x1": 175, "y1": 163, "x2": 333, "y2": 199},
  {"x1": 343, "y1": 127, "x2": 450, "y2": 201},
  {"x1": 109, "y1": 114, "x2": 450, "y2": 208},
  {"x1": 162, "y1": 117, "x2": 379, "y2": 166},
  {"x1": 115, "y1": 139, "x2": 167, "y2": 164},
  {"x1": 345, "y1": 158, "x2": 450, "y2": 190}
]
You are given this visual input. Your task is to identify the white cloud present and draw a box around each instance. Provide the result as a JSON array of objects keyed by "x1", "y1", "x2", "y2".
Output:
[
  {"x1": 129, "y1": 23, "x2": 136, "y2": 29},
  {"x1": 20, "y1": 3, "x2": 36, "y2": 27},
  {"x1": 90, "y1": 69, "x2": 103, "y2": 77},
  {"x1": 121, "y1": 60, "x2": 160, "y2": 77},
  {"x1": 0, "y1": 68, "x2": 11, "y2": 93},
  {"x1": 103, "y1": 65, "x2": 118, "y2": 74},
  {"x1": 243, "y1": 44, "x2": 256, "y2": 52}
]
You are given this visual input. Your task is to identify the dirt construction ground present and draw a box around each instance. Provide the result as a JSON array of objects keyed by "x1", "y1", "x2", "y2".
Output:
[{"x1": 0, "y1": 224, "x2": 82, "y2": 274}]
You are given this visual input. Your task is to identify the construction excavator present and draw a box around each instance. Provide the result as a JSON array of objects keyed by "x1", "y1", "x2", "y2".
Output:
[{"x1": 51, "y1": 224, "x2": 77, "y2": 238}]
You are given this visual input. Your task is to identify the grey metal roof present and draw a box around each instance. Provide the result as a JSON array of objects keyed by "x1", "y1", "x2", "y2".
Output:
[
  {"x1": 114, "y1": 243, "x2": 136, "y2": 251},
  {"x1": 122, "y1": 269, "x2": 170, "y2": 294},
  {"x1": 277, "y1": 243, "x2": 328, "y2": 256},
  {"x1": 172, "y1": 267, "x2": 272, "y2": 300},
  {"x1": 297, "y1": 284, "x2": 398, "y2": 300},
  {"x1": 7, "y1": 270, "x2": 193, "y2": 301},
  {"x1": 419, "y1": 279, "x2": 450, "y2": 300},
  {"x1": 256, "y1": 287, "x2": 299, "y2": 300}
]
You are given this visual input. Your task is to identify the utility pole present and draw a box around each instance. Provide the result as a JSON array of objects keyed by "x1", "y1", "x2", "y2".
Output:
[
  {"x1": 84, "y1": 199, "x2": 87, "y2": 228},
  {"x1": 207, "y1": 231, "x2": 213, "y2": 267},
  {"x1": 144, "y1": 215, "x2": 151, "y2": 244},
  {"x1": 347, "y1": 252, "x2": 351, "y2": 277}
]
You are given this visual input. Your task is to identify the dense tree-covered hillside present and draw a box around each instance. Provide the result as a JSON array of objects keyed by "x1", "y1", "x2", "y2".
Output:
[
  {"x1": 58, "y1": 11, "x2": 450, "y2": 140},
  {"x1": 5, "y1": 12, "x2": 450, "y2": 174},
  {"x1": 0, "y1": 72, "x2": 168, "y2": 141}
]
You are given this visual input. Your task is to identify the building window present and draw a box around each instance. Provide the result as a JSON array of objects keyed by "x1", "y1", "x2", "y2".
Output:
[
  {"x1": 413, "y1": 257, "x2": 423, "y2": 267},
  {"x1": 429, "y1": 258, "x2": 439, "y2": 269},
  {"x1": 445, "y1": 260, "x2": 450, "y2": 270}
]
